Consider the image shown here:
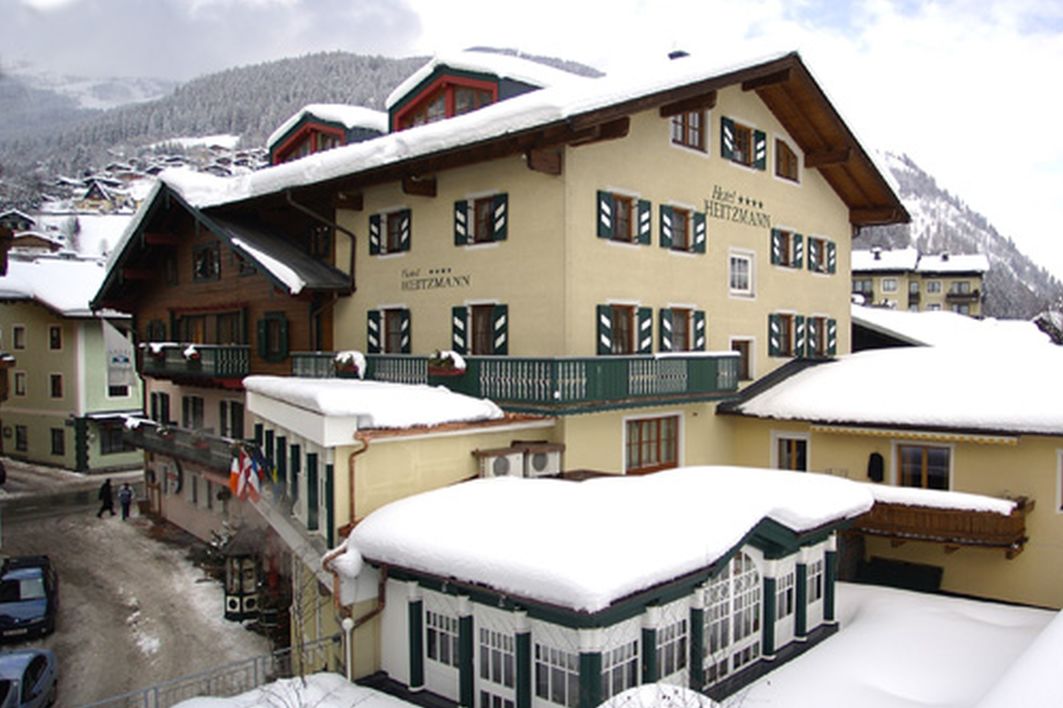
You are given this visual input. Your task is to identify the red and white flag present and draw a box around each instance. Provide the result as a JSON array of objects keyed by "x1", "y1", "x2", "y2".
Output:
[{"x1": 231, "y1": 448, "x2": 264, "y2": 501}]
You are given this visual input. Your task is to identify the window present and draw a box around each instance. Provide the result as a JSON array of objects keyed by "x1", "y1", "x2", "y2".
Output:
[
  {"x1": 926, "y1": 281, "x2": 942, "y2": 294},
  {"x1": 776, "y1": 435, "x2": 807, "y2": 471},
  {"x1": 48, "y1": 325, "x2": 62, "y2": 350},
  {"x1": 660, "y1": 205, "x2": 706, "y2": 253},
  {"x1": 425, "y1": 610, "x2": 460, "y2": 668},
  {"x1": 625, "y1": 415, "x2": 679, "y2": 475},
  {"x1": 770, "y1": 229, "x2": 802, "y2": 268},
  {"x1": 671, "y1": 110, "x2": 705, "y2": 151},
  {"x1": 387, "y1": 211, "x2": 408, "y2": 252},
  {"x1": 49, "y1": 374, "x2": 63, "y2": 399},
  {"x1": 807, "y1": 316, "x2": 828, "y2": 357},
  {"x1": 479, "y1": 627, "x2": 516, "y2": 708},
  {"x1": 219, "y1": 400, "x2": 245, "y2": 439},
  {"x1": 12, "y1": 326, "x2": 24, "y2": 350},
  {"x1": 721, "y1": 117, "x2": 765, "y2": 169},
  {"x1": 316, "y1": 132, "x2": 340, "y2": 151},
  {"x1": 609, "y1": 305, "x2": 635, "y2": 355},
  {"x1": 776, "y1": 572, "x2": 795, "y2": 619},
  {"x1": 309, "y1": 224, "x2": 333, "y2": 260},
  {"x1": 928, "y1": 303, "x2": 941, "y2": 311},
  {"x1": 452, "y1": 304, "x2": 508, "y2": 356},
  {"x1": 534, "y1": 643, "x2": 579, "y2": 708},
  {"x1": 899, "y1": 444, "x2": 950, "y2": 490},
  {"x1": 775, "y1": 139, "x2": 799, "y2": 182},
  {"x1": 150, "y1": 392, "x2": 171, "y2": 425},
  {"x1": 600, "y1": 640, "x2": 639, "y2": 700},
  {"x1": 949, "y1": 281, "x2": 972, "y2": 294},
  {"x1": 807, "y1": 559, "x2": 824, "y2": 603},
  {"x1": 729, "y1": 251, "x2": 754, "y2": 296},
  {"x1": 704, "y1": 551, "x2": 761, "y2": 686},
  {"x1": 596, "y1": 192, "x2": 649, "y2": 244},
  {"x1": 597, "y1": 304, "x2": 651, "y2": 355},
  {"x1": 768, "y1": 313, "x2": 796, "y2": 357},
  {"x1": 397, "y1": 81, "x2": 496, "y2": 130},
  {"x1": 50, "y1": 428, "x2": 64, "y2": 456},
  {"x1": 852, "y1": 278, "x2": 873, "y2": 295},
  {"x1": 731, "y1": 339, "x2": 753, "y2": 381},
  {"x1": 454, "y1": 195, "x2": 508, "y2": 245},
  {"x1": 13, "y1": 371, "x2": 25, "y2": 396},
  {"x1": 661, "y1": 308, "x2": 705, "y2": 352},
  {"x1": 908, "y1": 281, "x2": 920, "y2": 295},
  {"x1": 146, "y1": 319, "x2": 167, "y2": 342},
  {"x1": 370, "y1": 210, "x2": 410, "y2": 255},
  {"x1": 455, "y1": 86, "x2": 492, "y2": 115},
  {"x1": 14, "y1": 425, "x2": 27, "y2": 452},
  {"x1": 257, "y1": 312, "x2": 289, "y2": 362},
  {"x1": 881, "y1": 278, "x2": 898, "y2": 293},
  {"x1": 182, "y1": 395, "x2": 204, "y2": 430},
  {"x1": 100, "y1": 426, "x2": 130, "y2": 455},
  {"x1": 953, "y1": 303, "x2": 970, "y2": 315},
  {"x1": 806, "y1": 236, "x2": 835, "y2": 274},
  {"x1": 656, "y1": 618, "x2": 688, "y2": 679},
  {"x1": 108, "y1": 385, "x2": 129, "y2": 398},
  {"x1": 384, "y1": 308, "x2": 408, "y2": 354},
  {"x1": 193, "y1": 244, "x2": 221, "y2": 281}
]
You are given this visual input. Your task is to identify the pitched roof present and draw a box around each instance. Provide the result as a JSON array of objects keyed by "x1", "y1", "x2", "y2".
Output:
[
  {"x1": 851, "y1": 304, "x2": 1048, "y2": 348},
  {"x1": 267, "y1": 104, "x2": 388, "y2": 150},
  {"x1": 916, "y1": 252, "x2": 990, "y2": 274},
  {"x1": 852, "y1": 247, "x2": 920, "y2": 272},
  {"x1": 0, "y1": 253, "x2": 125, "y2": 318}
]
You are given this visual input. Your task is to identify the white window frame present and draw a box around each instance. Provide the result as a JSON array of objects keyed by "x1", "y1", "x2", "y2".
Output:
[
  {"x1": 926, "y1": 280, "x2": 942, "y2": 293},
  {"x1": 728, "y1": 249, "x2": 755, "y2": 298},
  {"x1": 891, "y1": 439, "x2": 954, "y2": 491},
  {"x1": 703, "y1": 548, "x2": 763, "y2": 687},
  {"x1": 775, "y1": 571, "x2": 795, "y2": 619},
  {"x1": 881, "y1": 277, "x2": 898, "y2": 293},
  {"x1": 770, "y1": 430, "x2": 810, "y2": 470},
  {"x1": 655, "y1": 607, "x2": 689, "y2": 684},
  {"x1": 807, "y1": 558, "x2": 824, "y2": 604},
  {"x1": 600, "y1": 636, "x2": 639, "y2": 701},
  {"x1": 533, "y1": 635, "x2": 580, "y2": 708}
]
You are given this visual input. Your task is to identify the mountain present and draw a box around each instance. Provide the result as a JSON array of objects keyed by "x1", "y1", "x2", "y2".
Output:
[
  {"x1": 5, "y1": 61, "x2": 177, "y2": 111},
  {"x1": 855, "y1": 153, "x2": 1063, "y2": 319}
]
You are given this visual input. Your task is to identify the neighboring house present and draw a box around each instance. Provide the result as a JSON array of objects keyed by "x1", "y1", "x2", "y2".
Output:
[
  {"x1": 0, "y1": 210, "x2": 37, "y2": 234},
  {"x1": 851, "y1": 303, "x2": 1050, "y2": 351},
  {"x1": 852, "y1": 247, "x2": 988, "y2": 316},
  {"x1": 719, "y1": 342, "x2": 1063, "y2": 609},
  {"x1": 0, "y1": 252, "x2": 141, "y2": 471},
  {"x1": 326, "y1": 466, "x2": 873, "y2": 704},
  {"x1": 268, "y1": 104, "x2": 388, "y2": 165}
]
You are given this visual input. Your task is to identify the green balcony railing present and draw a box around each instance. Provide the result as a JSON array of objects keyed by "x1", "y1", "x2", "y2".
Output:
[
  {"x1": 290, "y1": 353, "x2": 429, "y2": 385},
  {"x1": 123, "y1": 420, "x2": 240, "y2": 472},
  {"x1": 140, "y1": 344, "x2": 250, "y2": 380}
]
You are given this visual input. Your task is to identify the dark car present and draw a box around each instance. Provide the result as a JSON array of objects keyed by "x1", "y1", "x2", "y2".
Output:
[
  {"x1": 0, "y1": 558, "x2": 58, "y2": 642},
  {"x1": 0, "y1": 649, "x2": 58, "y2": 707}
]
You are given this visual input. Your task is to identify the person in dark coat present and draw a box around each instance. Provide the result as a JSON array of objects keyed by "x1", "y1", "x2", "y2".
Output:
[
  {"x1": 118, "y1": 482, "x2": 134, "y2": 520},
  {"x1": 97, "y1": 478, "x2": 116, "y2": 517}
]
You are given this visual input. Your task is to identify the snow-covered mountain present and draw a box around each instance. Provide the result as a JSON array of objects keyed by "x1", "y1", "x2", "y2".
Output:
[
  {"x1": 856, "y1": 153, "x2": 1063, "y2": 319},
  {"x1": 5, "y1": 61, "x2": 177, "y2": 111}
]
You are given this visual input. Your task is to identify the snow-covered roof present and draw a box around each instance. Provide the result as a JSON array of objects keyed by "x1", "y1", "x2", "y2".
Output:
[
  {"x1": 851, "y1": 304, "x2": 1051, "y2": 349},
  {"x1": 37, "y1": 213, "x2": 132, "y2": 257},
  {"x1": 267, "y1": 104, "x2": 388, "y2": 150},
  {"x1": 174, "y1": 672, "x2": 417, "y2": 708},
  {"x1": 347, "y1": 466, "x2": 873, "y2": 612},
  {"x1": 0, "y1": 253, "x2": 123, "y2": 317},
  {"x1": 242, "y1": 375, "x2": 504, "y2": 430},
  {"x1": 916, "y1": 252, "x2": 990, "y2": 274},
  {"x1": 851, "y1": 247, "x2": 920, "y2": 272},
  {"x1": 977, "y1": 608, "x2": 1063, "y2": 708},
  {"x1": 729, "y1": 346, "x2": 1063, "y2": 435},
  {"x1": 864, "y1": 483, "x2": 1016, "y2": 516},
  {"x1": 385, "y1": 49, "x2": 585, "y2": 109}
]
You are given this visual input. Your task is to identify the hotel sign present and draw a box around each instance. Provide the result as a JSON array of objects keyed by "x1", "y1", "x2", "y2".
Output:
[
  {"x1": 401, "y1": 267, "x2": 471, "y2": 291},
  {"x1": 705, "y1": 185, "x2": 771, "y2": 228}
]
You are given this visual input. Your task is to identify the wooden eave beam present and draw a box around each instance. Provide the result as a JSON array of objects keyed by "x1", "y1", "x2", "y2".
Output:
[
  {"x1": 805, "y1": 147, "x2": 852, "y2": 169},
  {"x1": 334, "y1": 191, "x2": 363, "y2": 211},
  {"x1": 526, "y1": 146, "x2": 563, "y2": 176},
  {"x1": 741, "y1": 68, "x2": 792, "y2": 92},
  {"x1": 659, "y1": 91, "x2": 717, "y2": 118},
  {"x1": 851, "y1": 206, "x2": 907, "y2": 226},
  {"x1": 567, "y1": 117, "x2": 630, "y2": 147},
  {"x1": 143, "y1": 232, "x2": 181, "y2": 246},
  {"x1": 402, "y1": 175, "x2": 437, "y2": 198}
]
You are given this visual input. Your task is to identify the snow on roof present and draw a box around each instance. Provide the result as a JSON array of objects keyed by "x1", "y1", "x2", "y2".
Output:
[
  {"x1": 865, "y1": 483, "x2": 1016, "y2": 515},
  {"x1": 161, "y1": 51, "x2": 795, "y2": 209},
  {"x1": 851, "y1": 247, "x2": 920, "y2": 272},
  {"x1": 151, "y1": 133, "x2": 241, "y2": 150},
  {"x1": 267, "y1": 104, "x2": 388, "y2": 150},
  {"x1": 916, "y1": 252, "x2": 990, "y2": 274},
  {"x1": 976, "y1": 608, "x2": 1063, "y2": 708},
  {"x1": 242, "y1": 375, "x2": 503, "y2": 429},
  {"x1": 604, "y1": 684, "x2": 718, "y2": 708},
  {"x1": 348, "y1": 466, "x2": 872, "y2": 612},
  {"x1": 173, "y1": 672, "x2": 417, "y2": 708},
  {"x1": 0, "y1": 253, "x2": 118, "y2": 317},
  {"x1": 851, "y1": 304, "x2": 1051, "y2": 349},
  {"x1": 37, "y1": 213, "x2": 132, "y2": 257},
  {"x1": 385, "y1": 49, "x2": 586, "y2": 109},
  {"x1": 732, "y1": 346, "x2": 1063, "y2": 435}
]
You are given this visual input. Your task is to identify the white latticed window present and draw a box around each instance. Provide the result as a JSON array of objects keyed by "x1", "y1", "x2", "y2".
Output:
[
  {"x1": 600, "y1": 639, "x2": 639, "y2": 700},
  {"x1": 534, "y1": 643, "x2": 579, "y2": 708},
  {"x1": 479, "y1": 627, "x2": 515, "y2": 686},
  {"x1": 776, "y1": 572, "x2": 795, "y2": 619},
  {"x1": 704, "y1": 551, "x2": 762, "y2": 686},
  {"x1": 426, "y1": 610, "x2": 460, "y2": 667},
  {"x1": 656, "y1": 618, "x2": 688, "y2": 679},
  {"x1": 807, "y1": 559, "x2": 824, "y2": 603}
]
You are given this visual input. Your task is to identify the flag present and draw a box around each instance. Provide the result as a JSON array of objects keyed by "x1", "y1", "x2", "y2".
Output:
[
  {"x1": 235, "y1": 447, "x2": 264, "y2": 501},
  {"x1": 229, "y1": 454, "x2": 240, "y2": 495}
]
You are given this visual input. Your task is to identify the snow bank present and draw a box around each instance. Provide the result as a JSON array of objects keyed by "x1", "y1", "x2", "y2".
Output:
[
  {"x1": 976, "y1": 608, "x2": 1063, "y2": 708},
  {"x1": 242, "y1": 376, "x2": 503, "y2": 429},
  {"x1": 173, "y1": 672, "x2": 414, "y2": 708},
  {"x1": 603, "y1": 684, "x2": 718, "y2": 708},
  {"x1": 866, "y1": 483, "x2": 1016, "y2": 515},
  {"x1": 349, "y1": 466, "x2": 872, "y2": 612}
]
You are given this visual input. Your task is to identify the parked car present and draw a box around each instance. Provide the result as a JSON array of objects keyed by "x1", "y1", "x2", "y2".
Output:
[
  {"x1": 0, "y1": 649, "x2": 57, "y2": 707},
  {"x1": 0, "y1": 557, "x2": 58, "y2": 642}
]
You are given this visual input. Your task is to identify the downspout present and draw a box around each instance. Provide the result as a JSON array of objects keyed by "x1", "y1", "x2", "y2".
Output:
[
  {"x1": 346, "y1": 432, "x2": 371, "y2": 533},
  {"x1": 285, "y1": 189, "x2": 357, "y2": 294}
]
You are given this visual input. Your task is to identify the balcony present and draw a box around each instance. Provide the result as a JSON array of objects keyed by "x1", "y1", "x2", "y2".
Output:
[
  {"x1": 290, "y1": 353, "x2": 740, "y2": 413},
  {"x1": 123, "y1": 420, "x2": 239, "y2": 472},
  {"x1": 945, "y1": 289, "x2": 981, "y2": 303},
  {"x1": 851, "y1": 496, "x2": 1033, "y2": 558},
  {"x1": 141, "y1": 344, "x2": 250, "y2": 383}
]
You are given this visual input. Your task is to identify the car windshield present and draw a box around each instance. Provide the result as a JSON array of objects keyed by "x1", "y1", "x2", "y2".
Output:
[{"x1": 0, "y1": 578, "x2": 45, "y2": 602}]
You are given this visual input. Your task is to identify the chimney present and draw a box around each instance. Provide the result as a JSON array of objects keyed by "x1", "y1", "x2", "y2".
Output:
[
  {"x1": 941, "y1": 252, "x2": 950, "y2": 262},
  {"x1": 668, "y1": 50, "x2": 689, "y2": 60},
  {"x1": 871, "y1": 246, "x2": 882, "y2": 261}
]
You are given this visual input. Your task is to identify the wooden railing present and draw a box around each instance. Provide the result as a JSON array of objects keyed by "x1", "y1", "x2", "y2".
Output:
[
  {"x1": 945, "y1": 289, "x2": 981, "y2": 303},
  {"x1": 123, "y1": 421, "x2": 240, "y2": 472},
  {"x1": 852, "y1": 496, "x2": 1033, "y2": 558},
  {"x1": 140, "y1": 344, "x2": 250, "y2": 380}
]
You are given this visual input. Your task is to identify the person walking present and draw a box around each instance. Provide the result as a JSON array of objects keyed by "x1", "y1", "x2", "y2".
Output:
[
  {"x1": 118, "y1": 482, "x2": 134, "y2": 520},
  {"x1": 96, "y1": 478, "x2": 116, "y2": 518}
]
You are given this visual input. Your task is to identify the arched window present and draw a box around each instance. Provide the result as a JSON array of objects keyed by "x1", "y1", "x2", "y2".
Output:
[{"x1": 703, "y1": 551, "x2": 761, "y2": 686}]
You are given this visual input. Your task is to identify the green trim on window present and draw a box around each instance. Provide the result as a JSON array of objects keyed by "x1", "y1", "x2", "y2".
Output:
[
  {"x1": 688, "y1": 606, "x2": 705, "y2": 690},
  {"x1": 408, "y1": 597, "x2": 424, "y2": 689},
  {"x1": 824, "y1": 550, "x2": 837, "y2": 623},
  {"x1": 516, "y1": 630, "x2": 532, "y2": 708},
  {"x1": 795, "y1": 563, "x2": 808, "y2": 637},
  {"x1": 761, "y1": 576, "x2": 777, "y2": 656},
  {"x1": 578, "y1": 651, "x2": 603, "y2": 708},
  {"x1": 641, "y1": 625, "x2": 658, "y2": 683},
  {"x1": 459, "y1": 613, "x2": 474, "y2": 707}
]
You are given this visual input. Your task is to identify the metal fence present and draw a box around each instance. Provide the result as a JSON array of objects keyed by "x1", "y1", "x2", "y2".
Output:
[{"x1": 80, "y1": 634, "x2": 343, "y2": 708}]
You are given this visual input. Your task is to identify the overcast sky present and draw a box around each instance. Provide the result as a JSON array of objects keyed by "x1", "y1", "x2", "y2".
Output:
[{"x1": 4, "y1": 0, "x2": 1063, "y2": 278}]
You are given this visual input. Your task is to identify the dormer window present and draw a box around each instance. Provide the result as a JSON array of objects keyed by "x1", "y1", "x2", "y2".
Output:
[
  {"x1": 454, "y1": 86, "x2": 492, "y2": 116},
  {"x1": 395, "y1": 78, "x2": 498, "y2": 131}
]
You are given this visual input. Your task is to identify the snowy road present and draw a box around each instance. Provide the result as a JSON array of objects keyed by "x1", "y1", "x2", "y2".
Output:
[{"x1": 2, "y1": 509, "x2": 269, "y2": 705}]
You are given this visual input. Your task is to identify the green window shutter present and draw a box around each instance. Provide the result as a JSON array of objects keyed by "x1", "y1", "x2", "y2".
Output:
[
  {"x1": 693, "y1": 310, "x2": 706, "y2": 350},
  {"x1": 807, "y1": 238, "x2": 819, "y2": 272},
  {"x1": 256, "y1": 318, "x2": 267, "y2": 358},
  {"x1": 658, "y1": 308, "x2": 674, "y2": 352},
  {"x1": 596, "y1": 191, "x2": 614, "y2": 239},
  {"x1": 400, "y1": 309, "x2": 412, "y2": 354},
  {"x1": 491, "y1": 304, "x2": 508, "y2": 355},
  {"x1": 453, "y1": 200, "x2": 470, "y2": 246},
  {"x1": 794, "y1": 233, "x2": 804, "y2": 269},
  {"x1": 399, "y1": 209, "x2": 412, "y2": 252},
  {"x1": 277, "y1": 316, "x2": 289, "y2": 359},
  {"x1": 768, "y1": 314, "x2": 781, "y2": 357},
  {"x1": 721, "y1": 116, "x2": 735, "y2": 161},
  {"x1": 659, "y1": 205, "x2": 674, "y2": 249},
  {"x1": 795, "y1": 315, "x2": 806, "y2": 358},
  {"x1": 770, "y1": 228, "x2": 782, "y2": 265},
  {"x1": 827, "y1": 241, "x2": 837, "y2": 274},
  {"x1": 637, "y1": 199, "x2": 652, "y2": 245},
  {"x1": 827, "y1": 318, "x2": 838, "y2": 356},
  {"x1": 637, "y1": 307, "x2": 653, "y2": 353},
  {"x1": 692, "y1": 212, "x2": 706, "y2": 253},
  {"x1": 451, "y1": 306, "x2": 468, "y2": 354},
  {"x1": 368, "y1": 213, "x2": 381, "y2": 255},
  {"x1": 596, "y1": 304, "x2": 612, "y2": 355},
  {"x1": 492, "y1": 194, "x2": 508, "y2": 241},
  {"x1": 753, "y1": 129, "x2": 767, "y2": 170},
  {"x1": 366, "y1": 310, "x2": 381, "y2": 354}
]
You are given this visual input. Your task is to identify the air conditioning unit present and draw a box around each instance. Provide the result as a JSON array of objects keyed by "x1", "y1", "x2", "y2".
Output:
[
  {"x1": 523, "y1": 447, "x2": 562, "y2": 478},
  {"x1": 476, "y1": 448, "x2": 525, "y2": 478}
]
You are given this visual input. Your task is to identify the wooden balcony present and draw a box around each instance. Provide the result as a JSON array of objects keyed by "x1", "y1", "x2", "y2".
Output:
[
  {"x1": 946, "y1": 289, "x2": 981, "y2": 304},
  {"x1": 140, "y1": 344, "x2": 250, "y2": 383},
  {"x1": 290, "y1": 353, "x2": 740, "y2": 413},
  {"x1": 123, "y1": 421, "x2": 239, "y2": 472},
  {"x1": 852, "y1": 496, "x2": 1033, "y2": 558}
]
